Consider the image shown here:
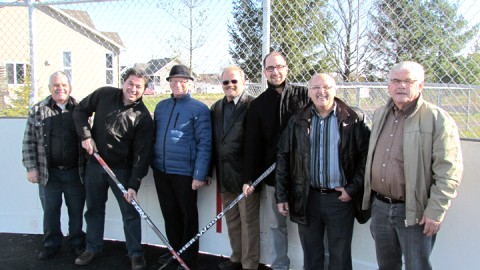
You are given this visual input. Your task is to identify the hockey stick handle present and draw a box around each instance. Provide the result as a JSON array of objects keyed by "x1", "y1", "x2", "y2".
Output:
[
  {"x1": 159, "y1": 163, "x2": 276, "y2": 270},
  {"x1": 93, "y1": 153, "x2": 190, "y2": 270}
]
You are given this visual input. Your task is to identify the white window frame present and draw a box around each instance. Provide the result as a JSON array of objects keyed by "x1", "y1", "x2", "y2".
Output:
[
  {"x1": 5, "y1": 62, "x2": 30, "y2": 85},
  {"x1": 63, "y1": 51, "x2": 72, "y2": 82},
  {"x1": 106, "y1": 53, "x2": 113, "y2": 85}
]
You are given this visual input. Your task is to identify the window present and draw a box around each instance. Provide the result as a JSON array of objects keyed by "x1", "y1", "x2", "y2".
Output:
[
  {"x1": 63, "y1": 51, "x2": 72, "y2": 82},
  {"x1": 106, "y1": 53, "x2": 113, "y2": 84},
  {"x1": 6, "y1": 63, "x2": 31, "y2": 85}
]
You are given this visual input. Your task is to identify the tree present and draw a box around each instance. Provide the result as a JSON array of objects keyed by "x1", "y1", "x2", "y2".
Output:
[
  {"x1": 158, "y1": 0, "x2": 208, "y2": 72},
  {"x1": 228, "y1": 0, "x2": 334, "y2": 83},
  {"x1": 367, "y1": 0, "x2": 479, "y2": 83},
  {"x1": 326, "y1": 0, "x2": 371, "y2": 82},
  {"x1": 0, "y1": 83, "x2": 31, "y2": 117},
  {"x1": 228, "y1": 0, "x2": 263, "y2": 82},
  {"x1": 270, "y1": 0, "x2": 334, "y2": 83}
]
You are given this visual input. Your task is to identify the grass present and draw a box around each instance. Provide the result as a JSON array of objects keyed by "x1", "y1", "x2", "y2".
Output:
[{"x1": 143, "y1": 93, "x2": 225, "y2": 113}]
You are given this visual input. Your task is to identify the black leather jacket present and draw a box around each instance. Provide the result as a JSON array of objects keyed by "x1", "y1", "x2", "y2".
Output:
[{"x1": 275, "y1": 98, "x2": 371, "y2": 225}]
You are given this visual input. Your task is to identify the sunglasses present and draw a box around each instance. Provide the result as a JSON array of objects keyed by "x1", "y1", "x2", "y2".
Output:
[{"x1": 222, "y1": 80, "x2": 238, "y2": 85}]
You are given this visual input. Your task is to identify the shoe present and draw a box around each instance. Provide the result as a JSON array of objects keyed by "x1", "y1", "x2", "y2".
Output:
[
  {"x1": 72, "y1": 245, "x2": 85, "y2": 256},
  {"x1": 218, "y1": 260, "x2": 242, "y2": 270},
  {"x1": 37, "y1": 247, "x2": 59, "y2": 260},
  {"x1": 75, "y1": 250, "x2": 99, "y2": 265},
  {"x1": 158, "y1": 252, "x2": 172, "y2": 264},
  {"x1": 131, "y1": 255, "x2": 146, "y2": 270}
]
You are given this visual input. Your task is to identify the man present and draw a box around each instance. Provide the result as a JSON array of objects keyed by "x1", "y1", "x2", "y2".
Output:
[
  {"x1": 209, "y1": 66, "x2": 257, "y2": 270},
  {"x1": 362, "y1": 61, "x2": 463, "y2": 270},
  {"x1": 152, "y1": 64, "x2": 212, "y2": 270},
  {"x1": 22, "y1": 71, "x2": 86, "y2": 260},
  {"x1": 275, "y1": 73, "x2": 370, "y2": 270},
  {"x1": 243, "y1": 51, "x2": 309, "y2": 270},
  {"x1": 73, "y1": 67, "x2": 154, "y2": 270}
]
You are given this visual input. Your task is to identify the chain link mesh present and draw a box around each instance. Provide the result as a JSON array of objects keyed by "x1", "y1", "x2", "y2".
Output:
[{"x1": 0, "y1": 0, "x2": 479, "y2": 139}]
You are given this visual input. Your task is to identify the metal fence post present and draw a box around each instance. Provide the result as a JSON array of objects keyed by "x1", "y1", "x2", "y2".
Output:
[
  {"x1": 262, "y1": 0, "x2": 271, "y2": 91},
  {"x1": 27, "y1": 0, "x2": 38, "y2": 106}
]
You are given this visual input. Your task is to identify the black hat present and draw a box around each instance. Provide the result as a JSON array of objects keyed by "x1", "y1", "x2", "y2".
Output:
[{"x1": 166, "y1": 64, "x2": 194, "y2": 81}]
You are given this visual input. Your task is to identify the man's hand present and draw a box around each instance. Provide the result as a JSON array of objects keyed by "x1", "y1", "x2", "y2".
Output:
[
  {"x1": 124, "y1": 188, "x2": 138, "y2": 204},
  {"x1": 277, "y1": 202, "x2": 289, "y2": 216},
  {"x1": 27, "y1": 169, "x2": 39, "y2": 183},
  {"x1": 192, "y1": 179, "x2": 205, "y2": 190},
  {"x1": 81, "y1": 138, "x2": 97, "y2": 155},
  {"x1": 242, "y1": 183, "x2": 254, "y2": 197},
  {"x1": 419, "y1": 216, "x2": 442, "y2": 236},
  {"x1": 335, "y1": 187, "x2": 352, "y2": 202}
]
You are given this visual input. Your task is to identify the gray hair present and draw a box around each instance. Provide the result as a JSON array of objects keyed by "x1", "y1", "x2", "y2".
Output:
[
  {"x1": 49, "y1": 71, "x2": 71, "y2": 88},
  {"x1": 388, "y1": 61, "x2": 425, "y2": 82}
]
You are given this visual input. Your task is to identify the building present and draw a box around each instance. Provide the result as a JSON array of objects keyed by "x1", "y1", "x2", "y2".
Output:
[{"x1": 0, "y1": 3, "x2": 124, "y2": 105}]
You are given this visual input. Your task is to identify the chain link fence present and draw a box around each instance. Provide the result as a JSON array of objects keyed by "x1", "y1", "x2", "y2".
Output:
[{"x1": 0, "y1": 0, "x2": 479, "y2": 139}]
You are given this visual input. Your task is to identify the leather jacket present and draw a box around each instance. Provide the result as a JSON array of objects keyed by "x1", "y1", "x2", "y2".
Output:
[{"x1": 275, "y1": 98, "x2": 371, "y2": 225}]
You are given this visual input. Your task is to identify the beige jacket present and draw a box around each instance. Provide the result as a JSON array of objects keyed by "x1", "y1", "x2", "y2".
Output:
[{"x1": 362, "y1": 95, "x2": 463, "y2": 226}]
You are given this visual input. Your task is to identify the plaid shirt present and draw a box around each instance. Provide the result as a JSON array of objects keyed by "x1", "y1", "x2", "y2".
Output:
[{"x1": 22, "y1": 96, "x2": 84, "y2": 185}]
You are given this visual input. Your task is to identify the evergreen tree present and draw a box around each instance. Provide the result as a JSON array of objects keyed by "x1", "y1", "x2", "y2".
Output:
[
  {"x1": 228, "y1": 0, "x2": 263, "y2": 82},
  {"x1": 0, "y1": 83, "x2": 31, "y2": 117},
  {"x1": 228, "y1": 0, "x2": 334, "y2": 83},
  {"x1": 270, "y1": 0, "x2": 334, "y2": 83},
  {"x1": 367, "y1": 0, "x2": 479, "y2": 83}
]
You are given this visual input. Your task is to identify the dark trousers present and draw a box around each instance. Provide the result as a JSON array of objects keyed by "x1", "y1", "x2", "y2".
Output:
[
  {"x1": 153, "y1": 168, "x2": 199, "y2": 264},
  {"x1": 39, "y1": 167, "x2": 85, "y2": 249},
  {"x1": 83, "y1": 162, "x2": 143, "y2": 257},
  {"x1": 297, "y1": 190, "x2": 354, "y2": 270}
]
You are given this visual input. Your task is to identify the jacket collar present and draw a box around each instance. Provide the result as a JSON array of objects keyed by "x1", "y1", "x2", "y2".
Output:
[
  {"x1": 298, "y1": 97, "x2": 356, "y2": 124},
  {"x1": 171, "y1": 92, "x2": 191, "y2": 102}
]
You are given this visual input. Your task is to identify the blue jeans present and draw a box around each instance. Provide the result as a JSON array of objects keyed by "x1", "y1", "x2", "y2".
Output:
[
  {"x1": 370, "y1": 197, "x2": 436, "y2": 270},
  {"x1": 83, "y1": 161, "x2": 143, "y2": 257},
  {"x1": 39, "y1": 167, "x2": 85, "y2": 248}
]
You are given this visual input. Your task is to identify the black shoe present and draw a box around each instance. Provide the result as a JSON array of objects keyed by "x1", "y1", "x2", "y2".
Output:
[
  {"x1": 72, "y1": 245, "x2": 85, "y2": 256},
  {"x1": 75, "y1": 250, "x2": 100, "y2": 266},
  {"x1": 218, "y1": 260, "x2": 242, "y2": 270},
  {"x1": 131, "y1": 255, "x2": 146, "y2": 270},
  {"x1": 37, "y1": 247, "x2": 59, "y2": 260},
  {"x1": 158, "y1": 253, "x2": 172, "y2": 264}
]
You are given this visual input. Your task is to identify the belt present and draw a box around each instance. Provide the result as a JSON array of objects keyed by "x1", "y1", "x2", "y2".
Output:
[
  {"x1": 51, "y1": 165, "x2": 76, "y2": 171},
  {"x1": 310, "y1": 186, "x2": 337, "y2": 194},
  {"x1": 375, "y1": 192, "x2": 404, "y2": 204}
]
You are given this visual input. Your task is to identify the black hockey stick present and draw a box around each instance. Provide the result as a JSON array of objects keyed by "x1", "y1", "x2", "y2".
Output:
[
  {"x1": 160, "y1": 163, "x2": 276, "y2": 270},
  {"x1": 93, "y1": 153, "x2": 190, "y2": 270}
]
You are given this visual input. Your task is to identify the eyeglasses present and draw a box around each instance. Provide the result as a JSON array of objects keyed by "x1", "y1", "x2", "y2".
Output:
[
  {"x1": 310, "y1": 85, "x2": 334, "y2": 92},
  {"x1": 265, "y1": 65, "x2": 286, "y2": 72},
  {"x1": 390, "y1": 79, "x2": 417, "y2": 85},
  {"x1": 222, "y1": 80, "x2": 238, "y2": 85}
]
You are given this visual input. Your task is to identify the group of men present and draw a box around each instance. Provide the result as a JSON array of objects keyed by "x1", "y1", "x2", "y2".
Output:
[{"x1": 22, "y1": 51, "x2": 463, "y2": 270}]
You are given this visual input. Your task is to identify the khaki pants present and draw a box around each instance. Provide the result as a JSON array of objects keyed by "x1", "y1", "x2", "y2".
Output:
[{"x1": 222, "y1": 191, "x2": 260, "y2": 269}]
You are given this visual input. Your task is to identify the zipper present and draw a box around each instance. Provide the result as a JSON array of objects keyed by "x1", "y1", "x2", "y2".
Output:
[{"x1": 162, "y1": 99, "x2": 177, "y2": 171}]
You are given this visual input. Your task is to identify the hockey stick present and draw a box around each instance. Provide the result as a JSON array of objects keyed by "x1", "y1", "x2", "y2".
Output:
[
  {"x1": 160, "y1": 163, "x2": 276, "y2": 270},
  {"x1": 93, "y1": 153, "x2": 190, "y2": 270}
]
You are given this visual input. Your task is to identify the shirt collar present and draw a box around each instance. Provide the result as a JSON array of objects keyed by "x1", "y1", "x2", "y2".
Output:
[
  {"x1": 223, "y1": 91, "x2": 243, "y2": 105},
  {"x1": 312, "y1": 101, "x2": 337, "y2": 118}
]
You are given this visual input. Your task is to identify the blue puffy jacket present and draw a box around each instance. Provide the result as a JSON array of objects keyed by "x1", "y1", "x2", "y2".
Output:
[{"x1": 152, "y1": 93, "x2": 212, "y2": 181}]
